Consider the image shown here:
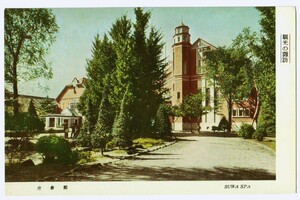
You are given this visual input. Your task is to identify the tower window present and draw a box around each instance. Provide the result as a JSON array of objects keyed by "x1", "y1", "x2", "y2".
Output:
[{"x1": 183, "y1": 61, "x2": 187, "y2": 74}]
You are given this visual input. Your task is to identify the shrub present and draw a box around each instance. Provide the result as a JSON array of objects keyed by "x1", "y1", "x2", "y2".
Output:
[
  {"x1": 35, "y1": 135, "x2": 78, "y2": 164},
  {"x1": 77, "y1": 151, "x2": 95, "y2": 164},
  {"x1": 112, "y1": 87, "x2": 133, "y2": 149},
  {"x1": 5, "y1": 112, "x2": 44, "y2": 133},
  {"x1": 77, "y1": 128, "x2": 92, "y2": 147},
  {"x1": 218, "y1": 116, "x2": 229, "y2": 132},
  {"x1": 238, "y1": 123, "x2": 255, "y2": 139},
  {"x1": 105, "y1": 141, "x2": 115, "y2": 150},
  {"x1": 154, "y1": 104, "x2": 172, "y2": 139},
  {"x1": 7, "y1": 138, "x2": 35, "y2": 151},
  {"x1": 254, "y1": 103, "x2": 275, "y2": 140}
]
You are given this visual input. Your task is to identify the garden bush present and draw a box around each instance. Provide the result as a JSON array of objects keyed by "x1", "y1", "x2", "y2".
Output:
[
  {"x1": 105, "y1": 141, "x2": 115, "y2": 150},
  {"x1": 35, "y1": 135, "x2": 78, "y2": 164},
  {"x1": 76, "y1": 128, "x2": 92, "y2": 147},
  {"x1": 254, "y1": 103, "x2": 275, "y2": 141},
  {"x1": 218, "y1": 116, "x2": 229, "y2": 132},
  {"x1": 77, "y1": 151, "x2": 95, "y2": 164},
  {"x1": 154, "y1": 104, "x2": 172, "y2": 139},
  {"x1": 238, "y1": 123, "x2": 255, "y2": 139},
  {"x1": 5, "y1": 112, "x2": 44, "y2": 133}
]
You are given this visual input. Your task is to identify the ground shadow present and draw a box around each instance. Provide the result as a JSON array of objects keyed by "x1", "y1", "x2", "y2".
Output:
[{"x1": 35, "y1": 164, "x2": 275, "y2": 182}]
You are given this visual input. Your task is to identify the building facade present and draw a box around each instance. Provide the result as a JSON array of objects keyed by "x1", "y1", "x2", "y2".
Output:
[
  {"x1": 165, "y1": 22, "x2": 254, "y2": 131},
  {"x1": 44, "y1": 77, "x2": 87, "y2": 130}
]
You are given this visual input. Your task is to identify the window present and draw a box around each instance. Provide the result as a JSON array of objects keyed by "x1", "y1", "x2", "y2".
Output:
[
  {"x1": 233, "y1": 109, "x2": 237, "y2": 116},
  {"x1": 197, "y1": 59, "x2": 202, "y2": 74},
  {"x1": 177, "y1": 92, "x2": 180, "y2": 99},
  {"x1": 69, "y1": 99, "x2": 78, "y2": 109},
  {"x1": 214, "y1": 89, "x2": 218, "y2": 107},
  {"x1": 205, "y1": 88, "x2": 210, "y2": 106},
  {"x1": 244, "y1": 109, "x2": 250, "y2": 116},
  {"x1": 198, "y1": 59, "x2": 201, "y2": 67},
  {"x1": 197, "y1": 80, "x2": 201, "y2": 90},
  {"x1": 173, "y1": 84, "x2": 174, "y2": 91},
  {"x1": 183, "y1": 61, "x2": 187, "y2": 74},
  {"x1": 239, "y1": 108, "x2": 243, "y2": 116},
  {"x1": 178, "y1": 37, "x2": 180, "y2": 42},
  {"x1": 232, "y1": 108, "x2": 250, "y2": 117}
]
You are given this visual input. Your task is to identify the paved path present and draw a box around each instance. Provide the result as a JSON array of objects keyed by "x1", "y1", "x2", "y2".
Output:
[{"x1": 53, "y1": 136, "x2": 275, "y2": 181}]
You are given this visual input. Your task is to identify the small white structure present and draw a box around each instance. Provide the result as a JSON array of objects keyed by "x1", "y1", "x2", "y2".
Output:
[{"x1": 44, "y1": 108, "x2": 82, "y2": 130}]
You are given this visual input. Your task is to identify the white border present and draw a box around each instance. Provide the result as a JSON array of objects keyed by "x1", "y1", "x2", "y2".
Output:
[{"x1": 1, "y1": 1, "x2": 298, "y2": 200}]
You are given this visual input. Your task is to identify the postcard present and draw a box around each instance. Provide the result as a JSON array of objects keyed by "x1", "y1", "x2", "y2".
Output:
[{"x1": 1, "y1": 1, "x2": 297, "y2": 199}]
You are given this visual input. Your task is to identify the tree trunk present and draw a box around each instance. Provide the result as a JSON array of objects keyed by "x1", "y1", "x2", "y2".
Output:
[
  {"x1": 252, "y1": 89, "x2": 260, "y2": 126},
  {"x1": 189, "y1": 117, "x2": 193, "y2": 133},
  {"x1": 11, "y1": 34, "x2": 26, "y2": 116},
  {"x1": 12, "y1": 59, "x2": 19, "y2": 116},
  {"x1": 227, "y1": 94, "x2": 232, "y2": 134},
  {"x1": 101, "y1": 148, "x2": 104, "y2": 156}
]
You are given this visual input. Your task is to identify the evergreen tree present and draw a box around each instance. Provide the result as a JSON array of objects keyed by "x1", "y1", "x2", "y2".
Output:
[
  {"x1": 91, "y1": 96, "x2": 113, "y2": 155},
  {"x1": 79, "y1": 8, "x2": 169, "y2": 141},
  {"x1": 77, "y1": 97, "x2": 93, "y2": 147},
  {"x1": 131, "y1": 8, "x2": 152, "y2": 136},
  {"x1": 111, "y1": 85, "x2": 133, "y2": 149},
  {"x1": 79, "y1": 34, "x2": 116, "y2": 123},
  {"x1": 155, "y1": 104, "x2": 172, "y2": 139},
  {"x1": 28, "y1": 99, "x2": 38, "y2": 117},
  {"x1": 38, "y1": 97, "x2": 56, "y2": 115},
  {"x1": 110, "y1": 15, "x2": 135, "y2": 101}
]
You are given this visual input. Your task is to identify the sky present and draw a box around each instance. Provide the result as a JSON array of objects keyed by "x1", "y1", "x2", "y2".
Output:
[{"x1": 17, "y1": 7, "x2": 262, "y2": 98}]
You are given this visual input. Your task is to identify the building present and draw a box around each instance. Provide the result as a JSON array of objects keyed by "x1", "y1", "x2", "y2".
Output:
[
  {"x1": 44, "y1": 77, "x2": 87, "y2": 130},
  {"x1": 165, "y1": 22, "x2": 255, "y2": 131},
  {"x1": 5, "y1": 89, "x2": 56, "y2": 116}
]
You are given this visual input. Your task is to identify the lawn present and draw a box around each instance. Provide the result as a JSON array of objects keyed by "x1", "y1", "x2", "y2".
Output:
[{"x1": 252, "y1": 138, "x2": 276, "y2": 152}]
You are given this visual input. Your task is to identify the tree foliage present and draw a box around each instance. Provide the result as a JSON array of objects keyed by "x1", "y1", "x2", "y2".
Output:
[
  {"x1": 179, "y1": 93, "x2": 211, "y2": 133},
  {"x1": 79, "y1": 8, "x2": 168, "y2": 142},
  {"x1": 111, "y1": 85, "x2": 133, "y2": 149},
  {"x1": 154, "y1": 104, "x2": 172, "y2": 139},
  {"x1": 27, "y1": 99, "x2": 38, "y2": 117},
  {"x1": 203, "y1": 46, "x2": 252, "y2": 133},
  {"x1": 91, "y1": 96, "x2": 114, "y2": 155},
  {"x1": 4, "y1": 9, "x2": 58, "y2": 115},
  {"x1": 230, "y1": 7, "x2": 275, "y2": 137}
]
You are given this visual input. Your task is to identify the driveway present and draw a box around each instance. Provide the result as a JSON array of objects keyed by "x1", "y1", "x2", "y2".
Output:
[{"x1": 52, "y1": 136, "x2": 275, "y2": 181}]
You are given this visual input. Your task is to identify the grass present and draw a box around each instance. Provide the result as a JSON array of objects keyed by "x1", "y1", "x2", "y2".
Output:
[
  {"x1": 133, "y1": 138, "x2": 164, "y2": 148},
  {"x1": 251, "y1": 138, "x2": 276, "y2": 152},
  {"x1": 259, "y1": 140, "x2": 276, "y2": 152}
]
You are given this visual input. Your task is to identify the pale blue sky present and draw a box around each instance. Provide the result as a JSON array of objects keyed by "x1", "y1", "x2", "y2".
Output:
[{"x1": 19, "y1": 7, "x2": 261, "y2": 98}]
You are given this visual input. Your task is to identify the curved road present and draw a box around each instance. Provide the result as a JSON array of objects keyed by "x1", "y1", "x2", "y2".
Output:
[{"x1": 54, "y1": 136, "x2": 275, "y2": 181}]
